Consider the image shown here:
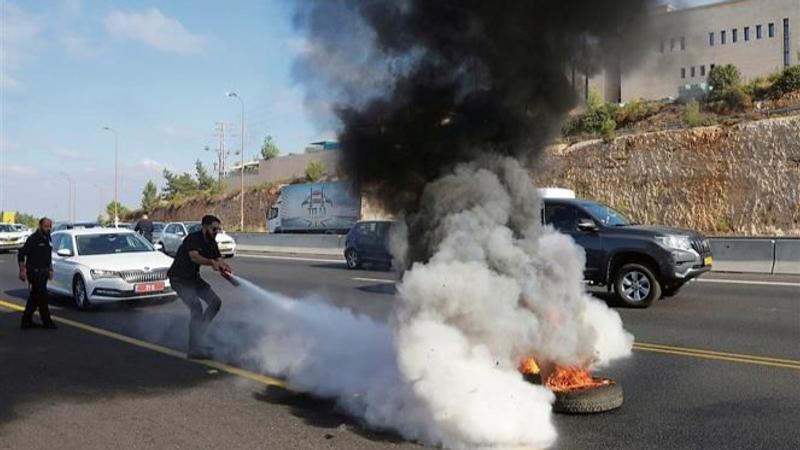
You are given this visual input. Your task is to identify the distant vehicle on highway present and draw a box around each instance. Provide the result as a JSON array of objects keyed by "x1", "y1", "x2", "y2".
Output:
[
  {"x1": 540, "y1": 190, "x2": 712, "y2": 308},
  {"x1": 54, "y1": 221, "x2": 102, "y2": 231},
  {"x1": 343, "y1": 220, "x2": 393, "y2": 270},
  {"x1": 48, "y1": 228, "x2": 176, "y2": 309},
  {"x1": 158, "y1": 221, "x2": 236, "y2": 258},
  {"x1": 10, "y1": 224, "x2": 32, "y2": 239},
  {"x1": 267, "y1": 181, "x2": 361, "y2": 234},
  {"x1": 0, "y1": 223, "x2": 27, "y2": 252}
]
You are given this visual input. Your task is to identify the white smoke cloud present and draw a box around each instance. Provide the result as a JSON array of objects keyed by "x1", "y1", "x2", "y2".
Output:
[{"x1": 215, "y1": 156, "x2": 632, "y2": 449}]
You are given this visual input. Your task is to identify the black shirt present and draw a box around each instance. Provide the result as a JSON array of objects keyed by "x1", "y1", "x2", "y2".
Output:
[
  {"x1": 135, "y1": 219, "x2": 154, "y2": 242},
  {"x1": 167, "y1": 231, "x2": 221, "y2": 280},
  {"x1": 18, "y1": 230, "x2": 52, "y2": 270}
]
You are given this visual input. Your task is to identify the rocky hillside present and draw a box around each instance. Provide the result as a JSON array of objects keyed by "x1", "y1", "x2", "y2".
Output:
[{"x1": 538, "y1": 114, "x2": 800, "y2": 236}]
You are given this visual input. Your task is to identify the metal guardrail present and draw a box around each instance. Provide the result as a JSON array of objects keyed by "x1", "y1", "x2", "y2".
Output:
[{"x1": 230, "y1": 233, "x2": 800, "y2": 275}]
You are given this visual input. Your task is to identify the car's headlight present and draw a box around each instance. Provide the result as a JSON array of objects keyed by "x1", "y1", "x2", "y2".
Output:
[
  {"x1": 654, "y1": 235, "x2": 693, "y2": 251},
  {"x1": 90, "y1": 269, "x2": 121, "y2": 280}
]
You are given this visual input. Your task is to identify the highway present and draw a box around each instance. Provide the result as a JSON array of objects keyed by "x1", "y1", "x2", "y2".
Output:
[{"x1": 1, "y1": 252, "x2": 798, "y2": 450}]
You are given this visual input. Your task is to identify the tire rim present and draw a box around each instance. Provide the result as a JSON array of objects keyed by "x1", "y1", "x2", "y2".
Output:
[
  {"x1": 346, "y1": 250, "x2": 358, "y2": 269},
  {"x1": 621, "y1": 270, "x2": 651, "y2": 303},
  {"x1": 74, "y1": 278, "x2": 86, "y2": 307}
]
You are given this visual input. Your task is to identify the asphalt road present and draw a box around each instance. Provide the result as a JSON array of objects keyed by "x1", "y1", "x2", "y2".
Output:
[{"x1": 1, "y1": 252, "x2": 798, "y2": 450}]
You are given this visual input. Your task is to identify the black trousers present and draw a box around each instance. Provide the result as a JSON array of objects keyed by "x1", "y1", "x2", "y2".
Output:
[
  {"x1": 22, "y1": 269, "x2": 52, "y2": 324},
  {"x1": 170, "y1": 277, "x2": 222, "y2": 351}
]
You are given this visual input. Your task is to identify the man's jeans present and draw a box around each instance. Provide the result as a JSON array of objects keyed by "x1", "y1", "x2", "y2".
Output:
[{"x1": 170, "y1": 277, "x2": 222, "y2": 351}]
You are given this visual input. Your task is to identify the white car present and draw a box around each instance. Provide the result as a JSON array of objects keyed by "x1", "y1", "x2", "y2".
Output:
[
  {"x1": 49, "y1": 228, "x2": 177, "y2": 309},
  {"x1": 158, "y1": 221, "x2": 236, "y2": 258},
  {"x1": 0, "y1": 223, "x2": 27, "y2": 252},
  {"x1": 11, "y1": 224, "x2": 33, "y2": 239}
]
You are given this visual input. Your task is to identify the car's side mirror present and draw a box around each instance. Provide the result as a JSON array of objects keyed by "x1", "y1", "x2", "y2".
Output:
[
  {"x1": 577, "y1": 218, "x2": 599, "y2": 233},
  {"x1": 153, "y1": 243, "x2": 163, "y2": 251},
  {"x1": 176, "y1": 230, "x2": 186, "y2": 237},
  {"x1": 56, "y1": 248, "x2": 73, "y2": 257}
]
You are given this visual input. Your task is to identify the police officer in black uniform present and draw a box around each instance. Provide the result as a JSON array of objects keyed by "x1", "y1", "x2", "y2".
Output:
[
  {"x1": 18, "y1": 217, "x2": 57, "y2": 329},
  {"x1": 168, "y1": 215, "x2": 232, "y2": 358}
]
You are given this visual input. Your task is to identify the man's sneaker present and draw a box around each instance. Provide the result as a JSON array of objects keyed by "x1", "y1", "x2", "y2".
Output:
[
  {"x1": 20, "y1": 321, "x2": 42, "y2": 330},
  {"x1": 41, "y1": 321, "x2": 58, "y2": 330}
]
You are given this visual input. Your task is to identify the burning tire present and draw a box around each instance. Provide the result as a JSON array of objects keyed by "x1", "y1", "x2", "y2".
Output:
[{"x1": 552, "y1": 379, "x2": 623, "y2": 414}]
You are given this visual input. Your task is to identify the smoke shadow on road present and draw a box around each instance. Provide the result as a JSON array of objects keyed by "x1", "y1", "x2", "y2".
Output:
[{"x1": 253, "y1": 385, "x2": 409, "y2": 445}]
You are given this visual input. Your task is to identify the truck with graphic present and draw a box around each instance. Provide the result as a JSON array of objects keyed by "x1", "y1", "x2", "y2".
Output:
[{"x1": 266, "y1": 181, "x2": 361, "y2": 234}]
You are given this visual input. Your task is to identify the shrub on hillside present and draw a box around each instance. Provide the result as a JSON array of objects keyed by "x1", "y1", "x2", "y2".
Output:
[
  {"x1": 683, "y1": 100, "x2": 715, "y2": 127},
  {"x1": 600, "y1": 117, "x2": 617, "y2": 143},
  {"x1": 707, "y1": 64, "x2": 742, "y2": 101},
  {"x1": 613, "y1": 99, "x2": 663, "y2": 128},
  {"x1": 770, "y1": 65, "x2": 800, "y2": 98}
]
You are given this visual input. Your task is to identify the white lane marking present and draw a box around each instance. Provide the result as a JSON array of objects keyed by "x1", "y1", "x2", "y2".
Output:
[
  {"x1": 352, "y1": 277, "x2": 396, "y2": 284},
  {"x1": 694, "y1": 278, "x2": 800, "y2": 288},
  {"x1": 237, "y1": 254, "x2": 344, "y2": 264}
]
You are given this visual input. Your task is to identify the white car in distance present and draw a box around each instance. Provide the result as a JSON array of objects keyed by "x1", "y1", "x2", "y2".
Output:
[
  {"x1": 49, "y1": 228, "x2": 177, "y2": 309},
  {"x1": 0, "y1": 223, "x2": 27, "y2": 252},
  {"x1": 158, "y1": 221, "x2": 236, "y2": 258}
]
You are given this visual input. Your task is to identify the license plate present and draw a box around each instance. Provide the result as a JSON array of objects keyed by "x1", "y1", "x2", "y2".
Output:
[
  {"x1": 704, "y1": 256, "x2": 713, "y2": 266},
  {"x1": 135, "y1": 281, "x2": 165, "y2": 294}
]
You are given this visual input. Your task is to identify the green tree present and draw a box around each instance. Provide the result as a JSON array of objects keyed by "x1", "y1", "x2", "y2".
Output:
[
  {"x1": 162, "y1": 169, "x2": 199, "y2": 201},
  {"x1": 260, "y1": 136, "x2": 281, "y2": 160},
  {"x1": 195, "y1": 160, "x2": 216, "y2": 191},
  {"x1": 141, "y1": 180, "x2": 159, "y2": 212},
  {"x1": 106, "y1": 201, "x2": 130, "y2": 222},
  {"x1": 707, "y1": 64, "x2": 742, "y2": 100},
  {"x1": 305, "y1": 160, "x2": 326, "y2": 182},
  {"x1": 14, "y1": 212, "x2": 38, "y2": 228},
  {"x1": 771, "y1": 65, "x2": 800, "y2": 97}
]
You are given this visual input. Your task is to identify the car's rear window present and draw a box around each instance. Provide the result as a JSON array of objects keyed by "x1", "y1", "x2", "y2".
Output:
[{"x1": 76, "y1": 233, "x2": 153, "y2": 255}]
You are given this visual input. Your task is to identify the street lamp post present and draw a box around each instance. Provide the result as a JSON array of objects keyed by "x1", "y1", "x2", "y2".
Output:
[
  {"x1": 60, "y1": 173, "x2": 75, "y2": 222},
  {"x1": 103, "y1": 126, "x2": 119, "y2": 227},
  {"x1": 226, "y1": 91, "x2": 245, "y2": 231}
]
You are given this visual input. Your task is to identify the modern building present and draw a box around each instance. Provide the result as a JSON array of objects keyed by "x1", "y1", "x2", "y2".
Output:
[{"x1": 589, "y1": 0, "x2": 800, "y2": 103}]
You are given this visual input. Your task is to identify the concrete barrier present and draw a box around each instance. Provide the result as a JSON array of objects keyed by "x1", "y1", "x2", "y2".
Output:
[
  {"x1": 708, "y1": 238, "x2": 775, "y2": 274},
  {"x1": 229, "y1": 233, "x2": 799, "y2": 274},
  {"x1": 773, "y1": 240, "x2": 800, "y2": 275}
]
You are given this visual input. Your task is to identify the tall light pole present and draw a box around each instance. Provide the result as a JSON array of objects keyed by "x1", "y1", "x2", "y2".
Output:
[
  {"x1": 60, "y1": 173, "x2": 75, "y2": 222},
  {"x1": 226, "y1": 91, "x2": 245, "y2": 231},
  {"x1": 102, "y1": 126, "x2": 119, "y2": 227}
]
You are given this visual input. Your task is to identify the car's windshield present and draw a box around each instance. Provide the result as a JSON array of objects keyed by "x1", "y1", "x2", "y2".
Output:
[
  {"x1": 0, "y1": 224, "x2": 16, "y2": 232},
  {"x1": 76, "y1": 233, "x2": 154, "y2": 255},
  {"x1": 186, "y1": 223, "x2": 202, "y2": 233},
  {"x1": 581, "y1": 202, "x2": 632, "y2": 226}
]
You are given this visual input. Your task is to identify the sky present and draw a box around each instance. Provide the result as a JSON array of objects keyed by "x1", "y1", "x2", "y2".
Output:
[{"x1": 1, "y1": 0, "x2": 327, "y2": 221}]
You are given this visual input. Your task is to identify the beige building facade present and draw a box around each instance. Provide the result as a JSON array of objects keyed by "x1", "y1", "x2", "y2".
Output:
[{"x1": 593, "y1": 0, "x2": 800, "y2": 102}]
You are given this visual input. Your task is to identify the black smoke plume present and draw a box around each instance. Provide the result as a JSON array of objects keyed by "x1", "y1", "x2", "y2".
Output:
[{"x1": 294, "y1": 0, "x2": 652, "y2": 258}]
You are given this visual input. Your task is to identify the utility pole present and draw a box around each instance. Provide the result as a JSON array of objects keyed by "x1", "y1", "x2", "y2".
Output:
[{"x1": 226, "y1": 91, "x2": 245, "y2": 231}]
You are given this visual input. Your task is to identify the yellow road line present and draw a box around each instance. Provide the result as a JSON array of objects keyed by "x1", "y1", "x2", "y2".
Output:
[
  {"x1": 2, "y1": 298, "x2": 797, "y2": 374},
  {"x1": 0, "y1": 299, "x2": 287, "y2": 388},
  {"x1": 633, "y1": 343, "x2": 800, "y2": 370},
  {"x1": 634, "y1": 342, "x2": 800, "y2": 365}
]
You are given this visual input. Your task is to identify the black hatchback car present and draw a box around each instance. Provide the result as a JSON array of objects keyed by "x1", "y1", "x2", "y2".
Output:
[
  {"x1": 344, "y1": 220, "x2": 393, "y2": 270},
  {"x1": 543, "y1": 198, "x2": 712, "y2": 307}
]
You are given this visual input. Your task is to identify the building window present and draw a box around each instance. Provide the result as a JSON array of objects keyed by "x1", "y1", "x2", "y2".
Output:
[
  {"x1": 744, "y1": 27, "x2": 750, "y2": 41},
  {"x1": 709, "y1": 32, "x2": 715, "y2": 46},
  {"x1": 710, "y1": 64, "x2": 716, "y2": 71},
  {"x1": 769, "y1": 23, "x2": 775, "y2": 38},
  {"x1": 721, "y1": 30, "x2": 727, "y2": 44},
  {"x1": 757, "y1": 24, "x2": 763, "y2": 39},
  {"x1": 681, "y1": 68, "x2": 686, "y2": 79},
  {"x1": 681, "y1": 36, "x2": 686, "y2": 50},
  {"x1": 701, "y1": 65, "x2": 706, "y2": 77},
  {"x1": 671, "y1": 38, "x2": 675, "y2": 51},
  {"x1": 691, "y1": 66, "x2": 696, "y2": 77},
  {"x1": 732, "y1": 28, "x2": 738, "y2": 43},
  {"x1": 784, "y1": 18, "x2": 791, "y2": 67},
  {"x1": 660, "y1": 39, "x2": 665, "y2": 53}
]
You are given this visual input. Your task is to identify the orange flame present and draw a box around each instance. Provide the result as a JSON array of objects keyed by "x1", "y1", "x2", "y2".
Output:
[
  {"x1": 545, "y1": 365, "x2": 610, "y2": 393},
  {"x1": 519, "y1": 357, "x2": 541, "y2": 375},
  {"x1": 519, "y1": 357, "x2": 611, "y2": 393}
]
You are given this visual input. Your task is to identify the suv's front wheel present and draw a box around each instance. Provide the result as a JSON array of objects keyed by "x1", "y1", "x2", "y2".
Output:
[{"x1": 614, "y1": 263, "x2": 661, "y2": 308}]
